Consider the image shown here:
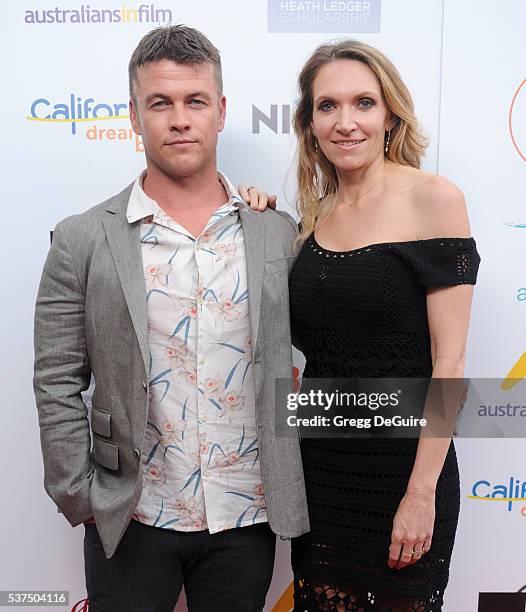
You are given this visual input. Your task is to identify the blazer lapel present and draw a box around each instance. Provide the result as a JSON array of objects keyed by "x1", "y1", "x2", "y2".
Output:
[
  {"x1": 239, "y1": 207, "x2": 266, "y2": 353},
  {"x1": 102, "y1": 190, "x2": 150, "y2": 377}
]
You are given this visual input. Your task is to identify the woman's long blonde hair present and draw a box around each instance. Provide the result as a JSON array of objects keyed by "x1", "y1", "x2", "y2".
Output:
[{"x1": 293, "y1": 40, "x2": 429, "y2": 244}]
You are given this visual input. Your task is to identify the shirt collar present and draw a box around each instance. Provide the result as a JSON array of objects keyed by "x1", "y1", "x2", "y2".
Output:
[{"x1": 126, "y1": 170, "x2": 247, "y2": 225}]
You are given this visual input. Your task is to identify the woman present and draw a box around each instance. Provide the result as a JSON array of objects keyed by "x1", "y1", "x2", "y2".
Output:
[{"x1": 287, "y1": 40, "x2": 480, "y2": 611}]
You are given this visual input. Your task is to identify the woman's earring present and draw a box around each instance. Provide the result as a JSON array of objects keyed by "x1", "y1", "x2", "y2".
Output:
[
  {"x1": 384, "y1": 130, "x2": 391, "y2": 154},
  {"x1": 314, "y1": 137, "x2": 319, "y2": 152}
]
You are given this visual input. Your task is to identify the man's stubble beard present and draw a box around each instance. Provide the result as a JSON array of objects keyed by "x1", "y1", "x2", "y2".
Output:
[{"x1": 146, "y1": 146, "x2": 213, "y2": 182}]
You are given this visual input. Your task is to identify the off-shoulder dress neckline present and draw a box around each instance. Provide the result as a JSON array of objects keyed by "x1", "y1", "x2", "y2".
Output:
[{"x1": 310, "y1": 233, "x2": 475, "y2": 257}]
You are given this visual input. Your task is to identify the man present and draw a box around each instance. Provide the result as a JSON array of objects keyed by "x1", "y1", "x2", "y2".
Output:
[{"x1": 34, "y1": 25, "x2": 308, "y2": 612}]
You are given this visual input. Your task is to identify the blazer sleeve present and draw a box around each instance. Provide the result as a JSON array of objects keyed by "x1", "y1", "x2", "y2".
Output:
[
  {"x1": 274, "y1": 211, "x2": 305, "y2": 353},
  {"x1": 33, "y1": 219, "x2": 94, "y2": 526}
]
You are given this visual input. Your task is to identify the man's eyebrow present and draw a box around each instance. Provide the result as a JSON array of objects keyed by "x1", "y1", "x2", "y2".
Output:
[
  {"x1": 144, "y1": 92, "x2": 170, "y2": 103},
  {"x1": 186, "y1": 91, "x2": 212, "y2": 101},
  {"x1": 144, "y1": 91, "x2": 214, "y2": 104}
]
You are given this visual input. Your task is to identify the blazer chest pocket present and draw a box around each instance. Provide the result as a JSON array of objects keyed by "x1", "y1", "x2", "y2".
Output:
[{"x1": 264, "y1": 255, "x2": 295, "y2": 274}]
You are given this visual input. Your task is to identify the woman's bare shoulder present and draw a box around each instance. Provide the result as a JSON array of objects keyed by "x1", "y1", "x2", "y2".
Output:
[{"x1": 402, "y1": 171, "x2": 471, "y2": 239}]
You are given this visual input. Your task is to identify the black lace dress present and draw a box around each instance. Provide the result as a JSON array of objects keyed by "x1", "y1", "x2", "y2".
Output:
[{"x1": 289, "y1": 235, "x2": 480, "y2": 612}]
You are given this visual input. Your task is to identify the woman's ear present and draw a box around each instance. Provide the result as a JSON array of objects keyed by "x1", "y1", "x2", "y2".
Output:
[{"x1": 387, "y1": 114, "x2": 400, "y2": 132}]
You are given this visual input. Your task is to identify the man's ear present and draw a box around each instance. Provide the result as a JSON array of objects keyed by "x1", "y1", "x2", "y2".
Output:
[
  {"x1": 218, "y1": 94, "x2": 227, "y2": 133},
  {"x1": 129, "y1": 98, "x2": 141, "y2": 136}
]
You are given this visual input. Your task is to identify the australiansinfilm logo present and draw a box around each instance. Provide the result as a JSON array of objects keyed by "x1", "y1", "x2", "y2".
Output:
[
  {"x1": 24, "y1": 4, "x2": 173, "y2": 24},
  {"x1": 267, "y1": 0, "x2": 381, "y2": 33}
]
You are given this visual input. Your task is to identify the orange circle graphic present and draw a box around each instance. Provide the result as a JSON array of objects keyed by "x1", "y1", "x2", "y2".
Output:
[{"x1": 509, "y1": 79, "x2": 526, "y2": 163}]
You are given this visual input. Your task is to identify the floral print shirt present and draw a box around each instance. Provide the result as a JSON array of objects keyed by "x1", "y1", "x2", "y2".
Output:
[{"x1": 128, "y1": 171, "x2": 267, "y2": 533}]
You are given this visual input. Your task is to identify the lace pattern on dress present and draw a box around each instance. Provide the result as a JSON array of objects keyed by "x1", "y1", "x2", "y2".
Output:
[{"x1": 293, "y1": 576, "x2": 444, "y2": 612}]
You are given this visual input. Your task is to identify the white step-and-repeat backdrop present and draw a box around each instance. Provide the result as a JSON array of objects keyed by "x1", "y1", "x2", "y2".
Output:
[{"x1": 2, "y1": 0, "x2": 525, "y2": 610}]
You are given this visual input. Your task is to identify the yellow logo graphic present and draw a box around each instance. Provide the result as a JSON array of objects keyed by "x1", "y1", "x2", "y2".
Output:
[
  {"x1": 501, "y1": 351, "x2": 526, "y2": 390},
  {"x1": 272, "y1": 581, "x2": 294, "y2": 612}
]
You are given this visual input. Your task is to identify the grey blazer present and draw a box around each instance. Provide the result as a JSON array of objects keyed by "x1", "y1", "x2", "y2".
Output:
[{"x1": 33, "y1": 184, "x2": 309, "y2": 558}]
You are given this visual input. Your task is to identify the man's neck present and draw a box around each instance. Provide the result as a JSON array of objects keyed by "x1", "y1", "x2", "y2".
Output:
[
  {"x1": 141, "y1": 162, "x2": 230, "y2": 238},
  {"x1": 142, "y1": 162, "x2": 228, "y2": 217}
]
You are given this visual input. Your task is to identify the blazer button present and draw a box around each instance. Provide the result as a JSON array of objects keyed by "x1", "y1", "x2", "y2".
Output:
[
  {"x1": 253, "y1": 358, "x2": 261, "y2": 365},
  {"x1": 134, "y1": 448, "x2": 141, "y2": 460},
  {"x1": 142, "y1": 381, "x2": 148, "y2": 392}
]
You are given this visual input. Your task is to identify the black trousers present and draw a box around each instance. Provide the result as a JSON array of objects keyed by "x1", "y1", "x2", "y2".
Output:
[{"x1": 84, "y1": 519, "x2": 276, "y2": 612}]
